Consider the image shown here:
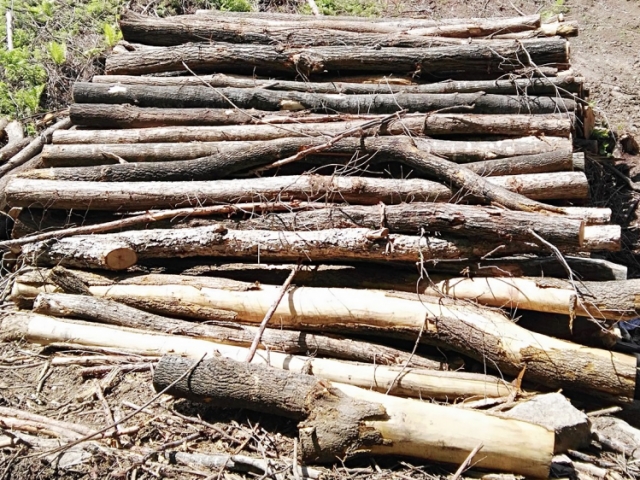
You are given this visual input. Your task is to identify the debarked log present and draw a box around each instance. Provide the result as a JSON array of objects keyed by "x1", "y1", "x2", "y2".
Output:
[
  {"x1": 4, "y1": 172, "x2": 590, "y2": 212},
  {"x1": 152, "y1": 355, "x2": 554, "y2": 476},
  {"x1": 0, "y1": 311, "x2": 513, "y2": 401},
  {"x1": 72, "y1": 83, "x2": 576, "y2": 115},
  {"x1": 11, "y1": 273, "x2": 639, "y2": 402},
  {"x1": 92, "y1": 73, "x2": 584, "y2": 96},
  {"x1": 68, "y1": 105, "x2": 573, "y2": 137},
  {"x1": 103, "y1": 39, "x2": 569, "y2": 78},
  {"x1": 425, "y1": 276, "x2": 640, "y2": 321}
]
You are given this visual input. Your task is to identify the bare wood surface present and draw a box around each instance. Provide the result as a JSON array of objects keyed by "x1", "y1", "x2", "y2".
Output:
[
  {"x1": 103, "y1": 39, "x2": 570, "y2": 78},
  {"x1": 4, "y1": 120, "x2": 24, "y2": 145},
  {"x1": 68, "y1": 105, "x2": 572, "y2": 137},
  {"x1": 72, "y1": 83, "x2": 576, "y2": 115},
  {"x1": 32, "y1": 292, "x2": 443, "y2": 369},
  {"x1": 92, "y1": 73, "x2": 584, "y2": 96},
  {"x1": 5, "y1": 172, "x2": 590, "y2": 211}
]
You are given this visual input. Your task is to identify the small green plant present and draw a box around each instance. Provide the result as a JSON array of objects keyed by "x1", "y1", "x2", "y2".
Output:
[
  {"x1": 103, "y1": 22, "x2": 122, "y2": 47},
  {"x1": 541, "y1": 0, "x2": 570, "y2": 21},
  {"x1": 301, "y1": 0, "x2": 381, "y2": 17},
  {"x1": 219, "y1": 0, "x2": 252, "y2": 12},
  {"x1": 591, "y1": 126, "x2": 615, "y2": 156},
  {"x1": 47, "y1": 41, "x2": 67, "y2": 65}
]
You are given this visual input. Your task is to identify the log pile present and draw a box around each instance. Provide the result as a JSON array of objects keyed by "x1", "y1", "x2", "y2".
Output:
[{"x1": 1, "y1": 9, "x2": 639, "y2": 480}]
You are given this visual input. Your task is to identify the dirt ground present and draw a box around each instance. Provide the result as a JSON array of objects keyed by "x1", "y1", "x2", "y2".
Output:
[{"x1": 1, "y1": 1, "x2": 640, "y2": 479}]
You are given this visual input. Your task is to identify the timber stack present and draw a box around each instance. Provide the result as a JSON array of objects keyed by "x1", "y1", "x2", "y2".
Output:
[{"x1": 1, "y1": 9, "x2": 639, "y2": 480}]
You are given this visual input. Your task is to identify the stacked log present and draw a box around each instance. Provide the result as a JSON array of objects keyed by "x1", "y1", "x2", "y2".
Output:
[{"x1": 1, "y1": 9, "x2": 639, "y2": 479}]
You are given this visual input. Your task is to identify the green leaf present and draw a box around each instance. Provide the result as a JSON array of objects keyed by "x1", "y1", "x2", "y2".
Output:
[
  {"x1": 103, "y1": 22, "x2": 122, "y2": 47},
  {"x1": 47, "y1": 41, "x2": 66, "y2": 65}
]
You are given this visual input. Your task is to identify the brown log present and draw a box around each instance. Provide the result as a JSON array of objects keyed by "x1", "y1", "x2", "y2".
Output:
[
  {"x1": 152, "y1": 355, "x2": 553, "y2": 476},
  {"x1": 0, "y1": 137, "x2": 32, "y2": 164},
  {"x1": 72, "y1": 82, "x2": 576, "y2": 115},
  {"x1": 12, "y1": 270, "x2": 639, "y2": 403},
  {"x1": 40, "y1": 142, "x2": 576, "y2": 172},
  {"x1": 103, "y1": 39, "x2": 570, "y2": 78},
  {"x1": 68, "y1": 104, "x2": 572, "y2": 137},
  {"x1": 4, "y1": 172, "x2": 590, "y2": 211},
  {"x1": 32, "y1": 292, "x2": 443, "y2": 369},
  {"x1": 92, "y1": 73, "x2": 584, "y2": 96}
]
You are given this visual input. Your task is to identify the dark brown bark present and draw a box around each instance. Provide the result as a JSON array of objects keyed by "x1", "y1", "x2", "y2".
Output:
[
  {"x1": 103, "y1": 39, "x2": 570, "y2": 78},
  {"x1": 92, "y1": 73, "x2": 584, "y2": 96},
  {"x1": 73, "y1": 82, "x2": 576, "y2": 114}
]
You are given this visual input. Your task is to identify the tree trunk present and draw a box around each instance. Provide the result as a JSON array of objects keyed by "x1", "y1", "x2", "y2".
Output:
[
  {"x1": 4, "y1": 172, "x2": 590, "y2": 211},
  {"x1": 151, "y1": 355, "x2": 554, "y2": 477},
  {"x1": 0, "y1": 311, "x2": 514, "y2": 402},
  {"x1": 32, "y1": 292, "x2": 443, "y2": 369},
  {"x1": 0, "y1": 137, "x2": 32, "y2": 163},
  {"x1": 68, "y1": 104, "x2": 572, "y2": 137},
  {"x1": 120, "y1": 11, "x2": 542, "y2": 43},
  {"x1": 425, "y1": 276, "x2": 640, "y2": 321},
  {"x1": 41, "y1": 142, "x2": 576, "y2": 172},
  {"x1": 92, "y1": 73, "x2": 584, "y2": 96},
  {"x1": 72, "y1": 83, "x2": 576, "y2": 114},
  {"x1": 11, "y1": 273, "x2": 639, "y2": 402}
]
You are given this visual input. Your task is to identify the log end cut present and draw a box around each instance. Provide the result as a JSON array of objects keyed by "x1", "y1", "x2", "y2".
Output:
[{"x1": 104, "y1": 247, "x2": 138, "y2": 270}]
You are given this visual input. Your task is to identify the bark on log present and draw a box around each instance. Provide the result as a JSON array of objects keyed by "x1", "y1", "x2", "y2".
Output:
[
  {"x1": 32, "y1": 292, "x2": 442, "y2": 369},
  {"x1": 19, "y1": 225, "x2": 553, "y2": 270},
  {"x1": 121, "y1": 12, "x2": 541, "y2": 43},
  {"x1": 103, "y1": 39, "x2": 570, "y2": 78},
  {"x1": 72, "y1": 83, "x2": 576, "y2": 115},
  {"x1": 0, "y1": 311, "x2": 513, "y2": 402},
  {"x1": 0, "y1": 137, "x2": 32, "y2": 164},
  {"x1": 68, "y1": 104, "x2": 572, "y2": 137},
  {"x1": 151, "y1": 355, "x2": 553, "y2": 476},
  {"x1": 4, "y1": 172, "x2": 590, "y2": 211},
  {"x1": 41, "y1": 141, "x2": 576, "y2": 171},
  {"x1": 92, "y1": 73, "x2": 584, "y2": 96},
  {"x1": 11, "y1": 272, "x2": 639, "y2": 402},
  {"x1": 425, "y1": 277, "x2": 640, "y2": 321}
]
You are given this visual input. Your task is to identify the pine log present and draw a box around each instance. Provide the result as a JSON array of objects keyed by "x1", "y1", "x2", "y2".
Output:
[
  {"x1": 40, "y1": 142, "x2": 576, "y2": 172},
  {"x1": 0, "y1": 137, "x2": 32, "y2": 164},
  {"x1": 0, "y1": 311, "x2": 513, "y2": 402},
  {"x1": 68, "y1": 104, "x2": 573, "y2": 137},
  {"x1": 119, "y1": 12, "x2": 543, "y2": 46},
  {"x1": 425, "y1": 277, "x2": 640, "y2": 321},
  {"x1": 92, "y1": 73, "x2": 584, "y2": 96},
  {"x1": 4, "y1": 172, "x2": 590, "y2": 211},
  {"x1": 32, "y1": 292, "x2": 443, "y2": 369},
  {"x1": 152, "y1": 355, "x2": 553, "y2": 476},
  {"x1": 11, "y1": 272, "x2": 639, "y2": 402},
  {"x1": 72, "y1": 83, "x2": 576, "y2": 115},
  {"x1": 103, "y1": 39, "x2": 569, "y2": 77}
]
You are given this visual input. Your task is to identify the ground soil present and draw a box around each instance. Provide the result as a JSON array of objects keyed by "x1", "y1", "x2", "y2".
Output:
[{"x1": 1, "y1": 1, "x2": 639, "y2": 479}]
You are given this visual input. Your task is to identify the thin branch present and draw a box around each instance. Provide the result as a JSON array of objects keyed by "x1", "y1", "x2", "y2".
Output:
[{"x1": 450, "y1": 443, "x2": 484, "y2": 480}]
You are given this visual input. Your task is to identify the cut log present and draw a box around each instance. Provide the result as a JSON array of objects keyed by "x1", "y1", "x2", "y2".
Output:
[
  {"x1": 4, "y1": 121, "x2": 24, "y2": 145},
  {"x1": 425, "y1": 276, "x2": 640, "y2": 321},
  {"x1": 92, "y1": 73, "x2": 584, "y2": 96},
  {"x1": 32, "y1": 292, "x2": 443, "y2": 369},
  {"x1": 103, "y1": 39, "x2": 570, "y2": 78},
  {"x1": 11, "y1": 272, "x2": 639, "y2": 402},
  {"x1": 0, "y1": 311, "x2": 513, "y2": 401},
  {"x1": 152, "y1": 355, "x2": 554, "y2": 477},
  {"x1": 121, "y1": 11, "x2": 542, "y2": 42},
  {"x1": 4, "y1": 172, "x2": 590, "y2": 211},
  {"x1": 72, "y1": 83, "x2": 576, "y2": 114},
  {"x1": 41, "y1": 142, "x2": 576, "y2": 171},
  {"x1": 0, "y1": 137, "x2": 32, "y2": 164},
  {"x1": 19, "y1": 225, "x2": 553, "y2": 270},
  {"x1": 68, "y1": 104, "x2": 572, "y2": 137}
]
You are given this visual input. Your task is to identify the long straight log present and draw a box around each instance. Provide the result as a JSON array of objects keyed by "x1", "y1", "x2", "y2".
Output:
[
  {"x1": 68, "y1": 104, "x2": 573, "y2": 137},
  {"x1": 0, "y1": 311, "x2": 513, "y2": 401},
  {"x1": 73, "y1": 83, "x2": 576, "y2": 114},
  {"x1": 425, "y1": 277, "x2": 640, "y2": 321},
  {"x1": 4, "y1": 172, "x2": 590, "y2": 211},
  {"x1": 0, "y1": 137, "x2": 33, "y2": 164},
  {"x1": 92, "y1": 73, "x2": 584, "y2": 96},
  {"x1": 103, "y1": 39, "x2": 570, "y2": 77},
  {"x1": 11, "y1": 272, "x2": 639, "y2": 402},
  {"x1": 152, "y1": 355, "x2": 553, "y2": 477},
  {"x1": 40, "y1": 142, "x2": 577, "y2": 173},
  {"x1": 32, "y1": 292, "x2": 443, "y2": 369}
]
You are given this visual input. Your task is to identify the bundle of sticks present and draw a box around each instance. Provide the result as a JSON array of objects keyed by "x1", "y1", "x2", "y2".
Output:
[{"x1": 1, "y1": 9, "x2": 639, "y2": 479}]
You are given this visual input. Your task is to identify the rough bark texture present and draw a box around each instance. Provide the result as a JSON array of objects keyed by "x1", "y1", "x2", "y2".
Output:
[
  {"x1": 103, "y1": 39, "x2": 569, "y2": 78},
  {"x1": 33, "y1": 292, "x2": 441, "y2": 368},
  {"x1": 4, "y1": 172, "x2": 589, "y2": 211},
  {"x1": 68, "y1": 104, "x2": 572, "y2": 137},
  {"x1": 92, "y1": 73, "x2": 583, "y2": 96},
  {"x1": 0, "y1": 137, "x2": 32, "y2": 163},
  {"x1": 73, "y1": 83, "x2": 576, "y2": 115}
]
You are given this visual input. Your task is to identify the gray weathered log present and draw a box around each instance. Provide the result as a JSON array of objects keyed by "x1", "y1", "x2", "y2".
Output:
[
  {"x1": 73, "y1": 83, "x2": 576, "y2": 115},
  {"x1": 0, "y1": 137, "x2": 32, "y2": 164}
]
